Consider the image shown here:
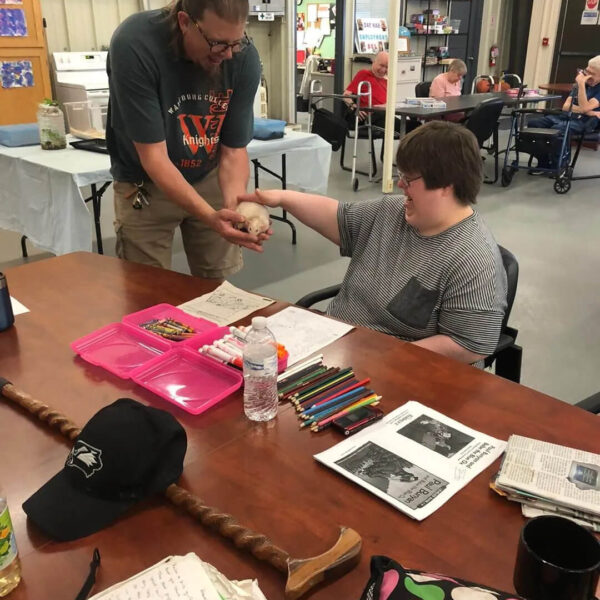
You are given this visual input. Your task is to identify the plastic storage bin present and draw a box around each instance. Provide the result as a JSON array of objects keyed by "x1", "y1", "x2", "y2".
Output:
[{"x1": 63, "y1": 100, "x2": 106, "y2": 140}]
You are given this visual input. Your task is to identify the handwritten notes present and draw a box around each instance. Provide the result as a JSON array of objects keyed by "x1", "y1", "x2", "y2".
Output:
[{"x1": 90, "y1": 553, "x2": 267, "y2": 600}]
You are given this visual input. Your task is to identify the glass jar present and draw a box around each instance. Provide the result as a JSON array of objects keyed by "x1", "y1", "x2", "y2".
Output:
[{"x1": 37, "y1": 103, "x2": 66, "y2": 150}]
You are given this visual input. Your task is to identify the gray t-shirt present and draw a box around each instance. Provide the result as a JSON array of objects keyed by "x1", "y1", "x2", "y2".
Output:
[
  {"x1": 106, "y1": 9, "x2": 261, "y2": 183},
  {"x1": 328, "y1": 196, "x2": 507, "y2": 357}
]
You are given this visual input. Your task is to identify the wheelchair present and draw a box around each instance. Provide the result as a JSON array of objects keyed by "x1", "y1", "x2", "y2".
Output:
[{"x1": 501, "y1": 107, "x2": 575, "y2": 194}]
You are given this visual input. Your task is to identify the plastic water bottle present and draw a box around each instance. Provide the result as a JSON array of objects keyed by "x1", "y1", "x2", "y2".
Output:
[
  {"x1": 243, "y1": 316, "x2": 278, "y2": 422},
  {"x1": 0, "y1": 491, "x2": 21, "y2": 597}
]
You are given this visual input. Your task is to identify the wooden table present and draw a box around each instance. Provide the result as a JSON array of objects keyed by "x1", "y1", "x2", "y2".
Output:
[
  {"x1": 539, "y1": 83, "x2": 573, "y2": 102},
  {"x1": 1, "y1": 253, "x2": 598, "y2": 600}
]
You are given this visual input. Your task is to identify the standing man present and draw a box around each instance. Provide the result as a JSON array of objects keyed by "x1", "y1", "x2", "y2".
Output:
[{"x1": 107, "y1": 0, "x2": 265, "y2": 279}]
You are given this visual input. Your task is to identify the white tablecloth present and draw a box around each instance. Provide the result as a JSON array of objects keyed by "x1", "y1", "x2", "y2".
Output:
[{"x1": 0, "y1": 130, "x2": 331, "y2": 256}]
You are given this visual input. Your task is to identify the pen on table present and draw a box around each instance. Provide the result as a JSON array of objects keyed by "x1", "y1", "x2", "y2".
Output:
[
  {"x1": 280, "y1": 367, "x2": 340, "y2": 400},
  {"x1": 293, "y1": 369, "x2": 354, "y2": 402},
  {"x1": 277, "y1": 354, "x2": 324, "y2": 383},
  {"x1": 310, "y1": 396, "x2": 382, "y2": 431},
  {"x1": 277, "y1": 366, "x2": 330, "y2": 397},
  {"x1": 300, "y1": 389, "x2": 374, "y2": 423},
  {"x1": 296, "y1": 377, "x2": 370, "y2": 410},
  {"x1": 277, "y1": 363, "x2": 324, "y2": 390}
]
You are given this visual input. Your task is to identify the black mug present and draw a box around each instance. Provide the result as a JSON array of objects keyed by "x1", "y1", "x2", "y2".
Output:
[{"x1": 514, "y1": 515, "x2": 600, "y2": 600}]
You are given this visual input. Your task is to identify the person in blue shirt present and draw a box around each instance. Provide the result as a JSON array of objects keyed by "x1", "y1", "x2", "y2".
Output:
[{"x1": 527, "y1": 55, "x2": 600, "y2": 171}]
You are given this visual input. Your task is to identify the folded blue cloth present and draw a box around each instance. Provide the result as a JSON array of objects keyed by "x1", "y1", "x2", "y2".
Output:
[
  {"x1": 253, "y1": 118, "x2": 286, "y2": 140},
  {"x1": 0, "y1": 123, "x2": 40, "y2": 147}
]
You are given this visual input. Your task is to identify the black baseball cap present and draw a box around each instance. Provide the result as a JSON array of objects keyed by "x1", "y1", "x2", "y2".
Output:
[{"x1": 23, "y1": 398, "x2": 187, "y2": 541}]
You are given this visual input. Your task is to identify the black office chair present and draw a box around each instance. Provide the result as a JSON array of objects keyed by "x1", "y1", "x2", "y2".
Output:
[
  {"x1": 415, "y1": 81, "x2": 432, "y2": 98},
  {"x1": 464, "y1": 97, "x2": 505, "y2": 184},
  {"x1": 296, "y1": 245, "x2": 522, "y2": 384},
  {"x1": 576, "y1": 392, "x2": 600, "y2": 414},
  {"x1": 483, "y1": 246, "x2": 522, "y2": 383}
]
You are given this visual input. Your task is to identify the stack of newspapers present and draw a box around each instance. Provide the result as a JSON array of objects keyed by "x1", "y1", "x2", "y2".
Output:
[{"x1": 493, "y1": 435, "x2": 600, "y2": 532}]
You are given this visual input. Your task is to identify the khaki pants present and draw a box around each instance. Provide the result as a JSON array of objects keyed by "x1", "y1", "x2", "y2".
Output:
[{"x1": 113, "y1": 169, "x2": 242, "y2": 279}]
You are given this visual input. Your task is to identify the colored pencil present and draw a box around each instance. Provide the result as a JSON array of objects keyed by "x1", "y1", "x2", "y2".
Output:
[
  {"x1": 300, "y1": 389, "x2": 374, "y2": 423},
  {"x1": 293, "y1": 369, "x2": 354, "y2": 402},
  {"x1": 280, "y1": 367, "x2": 340, "y2": 400},
  {"x1": 277, "y1": 363, "x2": 324, "y2": 390},
  {"x1": 277, "y1": 366, "x2": 331, "y2": 397},
  {"x1": 277, "y1": 354, "x2": 323, "y2": 382},
  {"x1": 297, "y1": 378, "x2": 370, "y2": 411},
  {"x1": 301, "y1": 386, "x2": 371, "y2": 417},
  {"x1": 311, "y1": 395, "x2": 381, "y2": 430}
]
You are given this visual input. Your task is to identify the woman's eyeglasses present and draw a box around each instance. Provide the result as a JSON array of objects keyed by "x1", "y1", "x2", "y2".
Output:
[
  {"x1": 191, "y1": 19, "x2": 250, "y2": 55},
  {"x1": 395, "y1": 169, "x2": 423, "y2": 187}
]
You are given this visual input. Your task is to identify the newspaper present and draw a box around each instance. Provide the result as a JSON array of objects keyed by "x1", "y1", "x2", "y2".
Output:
[
  {"x1": 314, "y1": 401, "x2": 506, "y2": 520},
  {"x1": 496, "y1": 435, "x2": 600, "y2": 519}
]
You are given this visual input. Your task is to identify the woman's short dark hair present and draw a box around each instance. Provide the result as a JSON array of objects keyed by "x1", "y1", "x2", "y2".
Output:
[
  {"x1": 395, "y1": 121, "x2": 482, "y2": 205},
  {"x1": 164, "y1": 0, "x2": 249, "y2": 58}
]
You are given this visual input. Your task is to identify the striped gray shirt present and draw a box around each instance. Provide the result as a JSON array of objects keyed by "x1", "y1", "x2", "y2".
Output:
[{"x1": 327, "y1": 195, "x2": 507, "y2": 357}]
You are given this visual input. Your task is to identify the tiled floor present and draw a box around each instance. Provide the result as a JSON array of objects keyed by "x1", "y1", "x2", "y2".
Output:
[{"x1": 1, "y1": 131, "x2": 599, "y2": 405}]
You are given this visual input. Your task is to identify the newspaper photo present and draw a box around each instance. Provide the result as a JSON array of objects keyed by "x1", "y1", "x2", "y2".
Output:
[
  {"x1": 496, "y1": 435, "x2": 600, "y2": 518},
  {"x1": 314, "y1": 401, "x2": 506, "y2": 520}
]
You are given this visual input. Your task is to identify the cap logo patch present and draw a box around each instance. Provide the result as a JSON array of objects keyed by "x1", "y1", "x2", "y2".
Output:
[{"x1": 67, "y1": 440, "x2": 103, "y2": 478}]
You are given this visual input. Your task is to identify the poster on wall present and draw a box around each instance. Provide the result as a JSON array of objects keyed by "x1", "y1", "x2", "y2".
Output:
[
  {"x1": 0, "y1": 8, "x2": 27, "y2": 36},
  {"x1": 355, "y1": 18, "x2": 388, "y2": 54},
  {"x1": 1, "y1": 60, "x2": 34, "y2": 88}
]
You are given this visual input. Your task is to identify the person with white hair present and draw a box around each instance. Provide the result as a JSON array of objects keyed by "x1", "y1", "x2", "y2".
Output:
[
  {"x1": 527, "y1": 54, "x2": 600, "y2": 171},
  {"x1": 342, "y1": 51, "x2": 415, "y2": 133},
  {"x1": 429, "y1": 58, "x2": 467, "y2": 99}
]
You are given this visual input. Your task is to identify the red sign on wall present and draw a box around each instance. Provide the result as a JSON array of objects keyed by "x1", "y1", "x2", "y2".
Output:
[{"x1": 586, "y1": 0, "x2": 599, "y2": 10}]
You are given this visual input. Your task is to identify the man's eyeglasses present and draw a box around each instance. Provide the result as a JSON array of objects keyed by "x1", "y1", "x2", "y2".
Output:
[{"x1": 191, "y1": 18, "x2": 250, "y2": 55}]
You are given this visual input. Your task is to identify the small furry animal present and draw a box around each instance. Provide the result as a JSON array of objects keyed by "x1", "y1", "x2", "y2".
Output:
[{"x1": 236, "y1": 201, "x2": 270, "y2": 235}]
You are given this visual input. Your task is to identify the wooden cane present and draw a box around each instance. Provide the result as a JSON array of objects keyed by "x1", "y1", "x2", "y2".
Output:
[{"x1": 0, "y1": 379, "x2": 362, "y2": 600}]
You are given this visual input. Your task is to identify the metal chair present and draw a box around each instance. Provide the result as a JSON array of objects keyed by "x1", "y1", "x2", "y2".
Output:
[
  {"x1": 296, "y1": 245, "x2": 522, "y2": 383},
  {"x1": 463, "y1": 97, "x2": 505, "y2": 184}
]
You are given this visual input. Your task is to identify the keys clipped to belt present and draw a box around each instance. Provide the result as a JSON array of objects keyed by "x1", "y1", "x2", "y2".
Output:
[{"x1": 126, "y1": 182, "x2": 151, "y2": 210}]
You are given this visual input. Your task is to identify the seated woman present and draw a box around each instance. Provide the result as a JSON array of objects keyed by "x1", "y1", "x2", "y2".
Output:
[
  {"x1": 240, "y1": 121, "x2": 507, "y2": 366},
  {"x1": 429, "y1": 59, "x2": 467, "y2": 122}
]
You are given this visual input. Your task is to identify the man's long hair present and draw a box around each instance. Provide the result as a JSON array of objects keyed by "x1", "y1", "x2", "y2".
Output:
[{"x1": 163, "y1": 0, "x2": 249, "y2": 59}]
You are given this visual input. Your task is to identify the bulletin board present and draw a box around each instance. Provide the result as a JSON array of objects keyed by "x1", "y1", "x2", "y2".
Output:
[{"x1": 297, "y1": 0, "x2": 336, "y2": 63}]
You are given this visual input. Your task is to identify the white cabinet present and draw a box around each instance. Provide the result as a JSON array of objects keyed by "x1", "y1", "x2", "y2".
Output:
[{"x1": 395, "y1": 56, "x2": 422, "y2": 99}]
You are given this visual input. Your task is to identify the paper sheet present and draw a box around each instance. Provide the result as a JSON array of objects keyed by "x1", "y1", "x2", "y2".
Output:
[
  {"x1": 178, "y1": 281, "x2": 274, "y2": 326},
  {"x1": 90, "y1": 553, "x2": 267, "y2": 600},
  {"x1": 10, "y1": 296, "x2": 28, "y2": 315},
  {"x1": 266, "y1": 306, "x2": 354, "y2": 365}
]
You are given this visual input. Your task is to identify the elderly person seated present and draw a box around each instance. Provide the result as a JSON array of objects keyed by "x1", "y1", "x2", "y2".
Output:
[
  {"x1": 429, "y1": 59, "x2": 467, "y2": 122},
  {"x1": 239, "y1": 121, "x2": 507, "y2": 366},
  {"x1": 528, "y1": 55, "x2": 600, "y2": 171},
  {"x1": 342, "y1": 51, "x2": 415, "y2": 133}
]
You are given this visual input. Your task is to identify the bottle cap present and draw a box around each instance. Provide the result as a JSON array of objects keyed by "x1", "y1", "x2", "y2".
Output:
[{"x1": 251, "y1": 316, "x2": 267, "y2": 330}]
